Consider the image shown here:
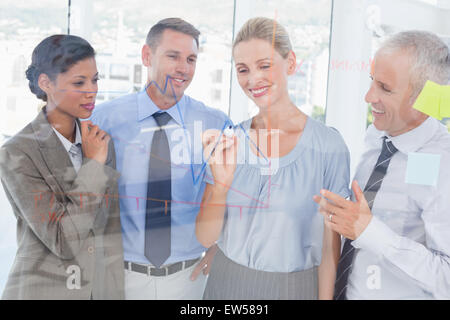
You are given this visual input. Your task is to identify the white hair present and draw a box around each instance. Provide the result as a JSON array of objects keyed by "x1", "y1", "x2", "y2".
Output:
[{"x1": 377, "y1": 30, "x2": 450, "y2": 99}]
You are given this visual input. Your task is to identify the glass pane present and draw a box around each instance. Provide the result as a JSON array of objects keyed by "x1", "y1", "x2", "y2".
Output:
[
  {"x1": 90, "y1": 0, "x2": 234, "y2": 116},
  {"x1": 245, "y1": 0, "x2": 333, "y2": 123},
  {"x1": 416, "y1": 0, "x2": 438, "y2": 5},
  {"x1": 0, "y1": 0, "x2": 68, "y2": 293},
  {"x1": 364, "y1": 1, "x2": 450, "y2": 131},
  {"x1": 441, "y1": 36, "x2": 450, "y2": 131}
]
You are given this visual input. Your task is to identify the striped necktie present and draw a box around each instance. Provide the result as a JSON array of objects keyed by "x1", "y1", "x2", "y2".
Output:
[
  {"x1": 334, "y1": 136, "x2": 398, "y2": 300},
  {"x1": 68, "y1": 143, "x2": 82, "y2": 172}
]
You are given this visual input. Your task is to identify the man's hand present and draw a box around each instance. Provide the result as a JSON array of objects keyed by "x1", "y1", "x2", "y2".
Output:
[
  {"x1": 190, "y1": 244, "x2": 218, "y2": 281},
  {"x1": 313, "y1": 180, "x2": 373, "y2": 240}
]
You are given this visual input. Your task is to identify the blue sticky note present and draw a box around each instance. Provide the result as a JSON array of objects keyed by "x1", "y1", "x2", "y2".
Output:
[{"x1": 405, "y1": 152, "x2": 441, "y2": 187}]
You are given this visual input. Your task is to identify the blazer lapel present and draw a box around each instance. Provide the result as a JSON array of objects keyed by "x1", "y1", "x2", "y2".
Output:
[{"x1": 31, "y1": 109, "x2": 78, "y2": 193}]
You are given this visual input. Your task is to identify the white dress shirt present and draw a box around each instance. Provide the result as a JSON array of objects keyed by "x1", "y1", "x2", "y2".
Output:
[
  {"x1": 346, "y1": 116, "x2": 450, "y2": 300},
  {"x1": 52, "y1": 122, "x2": 83, "y2": 172}
]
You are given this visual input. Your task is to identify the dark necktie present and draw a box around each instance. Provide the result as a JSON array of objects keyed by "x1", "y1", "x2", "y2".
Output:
[
  {"x1": 334, "y1": 137, "x2": 398, "y2": 300},
  {"x1": 145, "y1": 112, "x2": 172, "y2": 268}
]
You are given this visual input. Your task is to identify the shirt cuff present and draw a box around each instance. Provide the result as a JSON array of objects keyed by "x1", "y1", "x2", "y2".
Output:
[{"x1": 351, "y1": 216, "x2": 399, "y2": 256}]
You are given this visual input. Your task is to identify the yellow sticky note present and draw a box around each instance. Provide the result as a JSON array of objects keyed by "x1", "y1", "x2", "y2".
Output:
[
  {"x1": 413, "y1": 80, "x2": 442, "y2": 120},
  {"x1": 440, "y1": 84, "x2": 450, "y2": 119},
  {"x1": 413, "y1": 80, "x2": 450, "y2": 120}
]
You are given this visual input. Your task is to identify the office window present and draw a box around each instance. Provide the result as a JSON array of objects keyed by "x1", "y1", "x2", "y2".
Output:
[
  {"x1": 133, "y1": 64, "x2": 142, "y2": 84},
  {"x1": 6, "y1": 96, "x2": 16, "y2": 112},
  {"x1": 98, "y1": 62, "x2": 106, "y2": 79},
  {"x1": 364, "y1": 1, "x2": 450, "y2": 131},
  {"x1": 327, "y1": 0, "x2": 450, "y2": 177},
  {"x1": 211, "y1": 88, "x2": 221, "y2": 101},
  {"x1": 0, "y1": 0, "x2": 67, "y2": 137},
  {"x1": 88, "y1": 0, "x2": 234, "y2": 115},
  {"x1": 0, "y1": 1, "x2": 331, "y2": 292},
  {"x1": 212, "y1": 69, "x2": 223, "y2": 84},
  {"x1": 0, "y1": 0, "x2": 68, "y2": 294},
  {"x1": 243, "y1": 0, "x2": 332, "y2": 122},
  {"x1": 109, "y1": 63, "x2": 130, "y2": 80},
  {"x1": 2, "y1": 0, "x2": 448, "y2": 297}
]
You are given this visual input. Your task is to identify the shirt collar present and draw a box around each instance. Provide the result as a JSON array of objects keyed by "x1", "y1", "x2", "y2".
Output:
[
  {"x1": 374, "y1": 116, "x2": 441, "y2": 154},
  {"x1": 52, "y1": 121, "x2": 82, "y2": 153},
  {"x1": 137, "y1": 89, "x2": 185, "y2": 126}
]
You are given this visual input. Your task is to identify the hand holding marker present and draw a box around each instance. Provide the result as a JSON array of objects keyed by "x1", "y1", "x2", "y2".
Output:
[{"x1": 224, "y1": 124, "x2": 235, "y2": 138}]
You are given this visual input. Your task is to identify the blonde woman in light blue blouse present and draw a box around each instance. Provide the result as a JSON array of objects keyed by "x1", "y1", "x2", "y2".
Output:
[{"x1": 195, "y1": 17, "x2": 350, "y2": 300}]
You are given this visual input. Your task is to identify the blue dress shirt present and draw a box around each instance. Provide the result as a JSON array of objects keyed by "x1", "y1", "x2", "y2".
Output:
[{"x1": 90, "y1": 90, "x2": 229, "y2": 265}]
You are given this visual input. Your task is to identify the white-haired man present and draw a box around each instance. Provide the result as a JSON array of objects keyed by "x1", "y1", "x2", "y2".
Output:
[{"x1": 314, "y1": 30, "x2": 450, "y2": 299}]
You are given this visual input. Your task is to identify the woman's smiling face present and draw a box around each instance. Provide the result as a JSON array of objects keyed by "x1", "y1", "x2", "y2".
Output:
[{"x1": 233, "y1": 38, "x2": 296, "y2": 110}]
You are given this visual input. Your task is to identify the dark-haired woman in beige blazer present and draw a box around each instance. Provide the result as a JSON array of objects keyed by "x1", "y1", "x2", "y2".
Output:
[{"x1": 0, "y1": 34, "x2": 124, "y2": 299}]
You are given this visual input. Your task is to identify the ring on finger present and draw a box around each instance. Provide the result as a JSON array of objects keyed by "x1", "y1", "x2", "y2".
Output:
[{"x1": 328, "y1": 213, "x2": 333, "y2": 222}]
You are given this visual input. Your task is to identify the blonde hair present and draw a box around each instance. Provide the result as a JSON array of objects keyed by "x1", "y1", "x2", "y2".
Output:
[{"x1": 233, "y1": 17, "x2": 292, "y2": 58}]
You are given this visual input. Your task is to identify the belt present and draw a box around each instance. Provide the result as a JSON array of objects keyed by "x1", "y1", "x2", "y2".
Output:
[{"x1": 124, "y1": 257, "x2": 201, "y2": 277}]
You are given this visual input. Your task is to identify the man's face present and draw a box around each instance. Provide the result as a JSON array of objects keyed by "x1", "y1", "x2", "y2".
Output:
[
  {"x1": 365, "y1": 49, "x2": 427, "y2": 137},
  {"x1": 142, "y1": 29, "x2": 198, "y2": 106}
]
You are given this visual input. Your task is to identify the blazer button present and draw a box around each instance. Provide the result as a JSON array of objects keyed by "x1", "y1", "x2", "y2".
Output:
[{"x1": 88, "y1": 246, "x2": 95, "y2": 254}]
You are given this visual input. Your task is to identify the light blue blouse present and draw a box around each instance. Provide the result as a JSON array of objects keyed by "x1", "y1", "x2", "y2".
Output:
[{"x1": 206, "y1": 117, "x2": 350, "y2": 273}]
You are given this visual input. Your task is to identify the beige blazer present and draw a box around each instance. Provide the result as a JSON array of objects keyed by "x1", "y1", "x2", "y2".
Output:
[{"x1": 0, "y1": 109, "x2": 124, "y2": 299}]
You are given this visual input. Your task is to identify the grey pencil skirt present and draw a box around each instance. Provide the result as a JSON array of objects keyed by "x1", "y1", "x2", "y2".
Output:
[{"x1": 203, "y1": 248, "x2": 318, "y2": 300}]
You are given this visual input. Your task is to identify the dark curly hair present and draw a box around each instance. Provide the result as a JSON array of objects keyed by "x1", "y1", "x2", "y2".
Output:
[{"x1": 25, "y1": 34, "x2": 95, "y2": 101}]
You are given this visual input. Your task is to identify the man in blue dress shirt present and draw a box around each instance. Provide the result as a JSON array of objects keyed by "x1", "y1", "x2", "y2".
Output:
[{"x1": 91, "y1": 18, "x2": 229, "y2": 299}]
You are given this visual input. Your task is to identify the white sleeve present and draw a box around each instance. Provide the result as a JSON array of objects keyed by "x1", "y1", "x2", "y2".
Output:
[{"x1": 352, "y1": 188, "x2": 450, "y2": 299}]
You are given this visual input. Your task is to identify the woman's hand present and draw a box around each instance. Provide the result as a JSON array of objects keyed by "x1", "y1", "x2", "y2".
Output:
[
  {"x1": 81, "y1": 120, "x2": 110, "y2": 165},
  {"x1": 202, "y1": 129, "x2": 238, "y2": 194}
]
